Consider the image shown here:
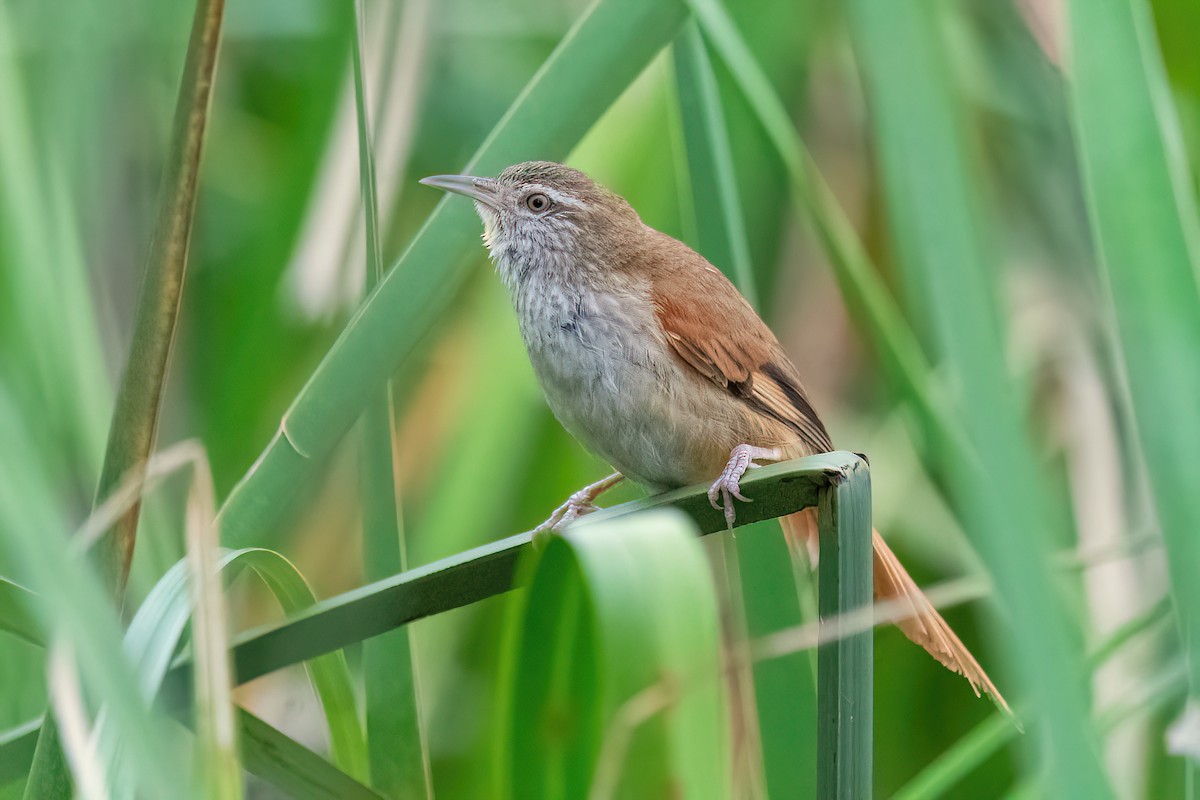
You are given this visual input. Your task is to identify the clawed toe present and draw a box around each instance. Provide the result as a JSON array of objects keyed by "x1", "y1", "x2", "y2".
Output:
[
  {"x1": 708, "y1": 444, "x2": 782, "y2": 529},
  {"x1": 708, "y1": 474, "x2": 751, "y2": 528}
]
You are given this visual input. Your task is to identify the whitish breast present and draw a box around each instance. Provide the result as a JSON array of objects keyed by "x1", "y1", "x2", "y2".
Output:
[{"x1": 511, "y1": 281, "x2": 743, "y2": 490}]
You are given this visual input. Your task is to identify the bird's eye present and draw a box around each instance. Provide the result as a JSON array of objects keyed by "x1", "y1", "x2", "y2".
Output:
[{"x1": 525, "y1": 193, "x2": 551, "y2": 213}]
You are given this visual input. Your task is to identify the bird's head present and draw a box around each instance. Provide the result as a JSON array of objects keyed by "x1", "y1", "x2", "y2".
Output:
[{"x1": 420, "y1": 161, "x2": 641, "y2": 288}]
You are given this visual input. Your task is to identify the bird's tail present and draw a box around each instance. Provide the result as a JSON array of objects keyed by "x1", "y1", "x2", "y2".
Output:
[{"x1": 781, "y1": 509, "x2": 1012, "y2": 716}]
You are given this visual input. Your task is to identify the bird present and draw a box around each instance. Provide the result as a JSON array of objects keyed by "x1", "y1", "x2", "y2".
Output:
[{"x1": 420, "y1": 160, "x2": 1009, "y2": 713}]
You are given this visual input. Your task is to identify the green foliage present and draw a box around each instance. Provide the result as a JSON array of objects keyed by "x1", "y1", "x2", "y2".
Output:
[
  {"x1": 844, "y1": 1, "x2": 1109, "y2": 795},
  {"x1": 505, "y1": 510, "x2": 729, "y2": 799},
  {"x1": 2, "y1": 0, "x2": 1198, "y2": 796}
]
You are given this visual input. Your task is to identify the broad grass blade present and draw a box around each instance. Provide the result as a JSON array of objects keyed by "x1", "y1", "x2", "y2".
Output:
[
  {"x1": 505, "y1": 509, "x2": 730, "y2": 799},
  {"x1": 844, "y1": 0, "x2": 1108, "y2": 793}
]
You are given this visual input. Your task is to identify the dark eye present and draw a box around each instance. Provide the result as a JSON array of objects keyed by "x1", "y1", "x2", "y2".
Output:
[{"x1": 525, "y1": 193, "x2": 551, "y2": 213}]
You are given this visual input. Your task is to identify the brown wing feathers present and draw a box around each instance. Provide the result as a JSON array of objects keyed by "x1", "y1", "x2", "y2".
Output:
[
  {"x1": 646, "y1": 236, "x2": 1012, "y2": 717},
  {"x1": 649, "y1": 255, "x2": 832, "y2": 454}
]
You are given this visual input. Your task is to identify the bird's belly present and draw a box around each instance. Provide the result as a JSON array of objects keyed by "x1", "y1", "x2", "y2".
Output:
[{"x1": 524, "y1": 315, "x2": 741, "y2": 491}]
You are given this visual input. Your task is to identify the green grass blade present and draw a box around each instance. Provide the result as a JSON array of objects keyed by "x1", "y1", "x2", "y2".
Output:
[
  {"x1": 671, "y1": 23, "x2": 815, "y2": 796},
  {"x1": 217, "y1": 0, "x2": 690, "y2": 550},
  {"x1": 0, "y1": 581, "x2": 41, "y2": 649},
  {"x1": 890, "y1": 596, "x2": 1171, "y2": 799},
  {"x1": 168, "y1": 455, "x2": 852, "y2": 696},
  {"x1": 0, "y1": 401, "x2": 187, "y2": 799},
  {"x1": 506, "y1": 509, "x2": 729, "y2": 798},
  {"x1": 348, "y1": 0, "x2": 432, "y2": 793},
  {"x1": 0, "y1": 4, "x2": 110, "y2": 483},
  {"x1": 0, "y1": 720, "x2": 39, "y2": 788},
  {"x1": 844, "y1": 1, "x2": 1108, "y2": 795},
  {"x1": 1, "y1": 710, "x2": 390, "y2": 800},
  {"x1": 688, "y1": 0, "x2": 976, "y2": 482},
  {"x1": 26, "y1": 0, "x2": 227, "y2": 792},
  {"x1": 237, "y1": 710, "x2": 385, "y2": 800},
  {"x1": 1066, "y1": 0, "x2": 1200, "y2": 693},
  {"x1": 184, "y1": 471, "x2": 241, "y2": 799},
  {"x1": 672, "y1": 20, "x2": 756, "y2": 303},
  {"x1": 3, "y1": 454, "x2": 858, "y2": 788},
  {"x1": 5, "y1": 548, "x2": 377, "y2": 798},
  {"x1": 90, "y1": 0, "x2": 225, "y2": 594},
  {"x1": 816, "y1": 459, "x2": 873, "y2": 799},
  {"x1": 227, "y1": 551, "x2": 370, "y2": 781},
  {"x1": 890, "y1": 713, "x2": 1017, "y2": 800},
  {"x1": 123, "y1": 548, "x2": 367, "y2": 781}
]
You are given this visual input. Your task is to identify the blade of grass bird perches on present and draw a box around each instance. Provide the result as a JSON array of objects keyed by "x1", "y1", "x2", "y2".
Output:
[
  {"x1": 349, "y1": 0, "x2": 432, "y2": 791},
  {"x1": 27, "y1": 0, "x2": 226, "y2": 793},
  {"x1": 168, "y1": 456, "x2": 848, "y2": 695},
  {"x1": 216, "y1": 0, "x2": 691, "y2": 551}
]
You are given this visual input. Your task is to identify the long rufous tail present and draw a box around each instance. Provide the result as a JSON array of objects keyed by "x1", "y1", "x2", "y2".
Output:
[{"x1": 781, "y1": 510, "x2": 1012, "y2": 716}]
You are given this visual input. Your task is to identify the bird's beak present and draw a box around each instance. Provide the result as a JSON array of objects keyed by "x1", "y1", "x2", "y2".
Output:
[{"x1": 419, "y1": 174, "x2": 499, "y2": 210}]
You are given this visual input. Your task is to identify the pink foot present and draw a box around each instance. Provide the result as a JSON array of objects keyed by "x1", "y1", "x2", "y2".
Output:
[
  {"x1": 533, "y1": 472, "x2": 624, "y2": 537},
  {"x1": 707, "y1": 445, "x2": 783, "y2": 528}
]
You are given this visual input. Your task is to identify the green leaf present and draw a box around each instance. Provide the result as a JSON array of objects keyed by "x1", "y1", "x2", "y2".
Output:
[
  {"x1": 688, "y1": 0, "x2": 976, "y2": 484},
  {"x1": 815, "y1": 458, "x2": 873, "y2": 799},
  {"x1": 193, "y1": 455, "x2": 844, "y2": 693},
  {"x1": 24, "y1": 0, "x2": 227, "y2": 791},
  {"x1": 184, "y1": 474, "x2": 241, "y2": 799},
  {"x1": 506, "y1": 509, "x2": 730, "y2": 798},
  {"x1": 1067, "y1": 0, "x2": 1200, "y2": 695},
  {"x1": 0, "y1": 398, "x2": 186, "y2": 799},
  {"x1": 0, "y1": 720, "x2": 40, "y2": 788},
  {"x1": 125, "y1": 548, "x2": 367, "y2": 782},
  {"x1": 672, "y1": 20, "x2": 756, "y2": 303},
  {"x1": 0, "y1": 581, "x2": 41, "y2": 650},
  {"x1": 890, "y1": 713, "x2": 1017, "y2": 800},
  {"x1": 347, "y1": 0, "x2": 432, "y2": 794},
  {"x1": 843, "y1": 1, "x2": 1108, "y2": 795},
  {"x1": 237, "y1": 551, "x2": 369, "y2": 780},
  {"x1": 237, "y1": 710, "x2": 385, "y2": 800}
]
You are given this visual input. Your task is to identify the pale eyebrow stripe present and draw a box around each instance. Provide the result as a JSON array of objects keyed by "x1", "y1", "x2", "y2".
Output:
[{"x1": 524, "y1": 183, "x2": 585, "y2": 208}]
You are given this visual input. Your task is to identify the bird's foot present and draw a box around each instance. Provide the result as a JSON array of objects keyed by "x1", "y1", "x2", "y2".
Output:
[
  {"x1": 532, "y1": 472, "x2": 624, "y2": 549},
  {"x1": 708, "y1": 445, "x2": 783, "y2": 529}
]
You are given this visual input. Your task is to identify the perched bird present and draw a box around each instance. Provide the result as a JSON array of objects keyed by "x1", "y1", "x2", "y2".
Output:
[{"x1": 421, "y1": 161, "x2": 1008, "y2": 711}]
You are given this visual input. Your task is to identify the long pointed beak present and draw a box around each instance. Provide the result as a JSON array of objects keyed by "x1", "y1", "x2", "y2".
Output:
[{"x1": 419, "y1": 174, "x2": 499, "y2": 209}]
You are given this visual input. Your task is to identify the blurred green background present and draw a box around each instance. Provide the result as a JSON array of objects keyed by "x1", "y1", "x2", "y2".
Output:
[{"x1": 2, "y1": 0, "x2": 1198, "y2": 796}]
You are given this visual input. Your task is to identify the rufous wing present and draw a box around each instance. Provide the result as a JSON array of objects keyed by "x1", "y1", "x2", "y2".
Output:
[{"x1": 646, "y1": 243, "x2": 832, "y2": 455}]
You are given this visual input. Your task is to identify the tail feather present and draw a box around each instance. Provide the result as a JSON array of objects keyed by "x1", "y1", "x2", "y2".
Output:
[{"x1": 782, "y1": 510, "x2": 1011, "y2": 716}]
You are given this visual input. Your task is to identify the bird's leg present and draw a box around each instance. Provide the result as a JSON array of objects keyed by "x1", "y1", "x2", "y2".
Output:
[
  {"x1": 534, "y1": 472, "x2": 625, "y2": 535},
  {"x1": 708, "y1": 445, "x2": 784, "y2": 528}
]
